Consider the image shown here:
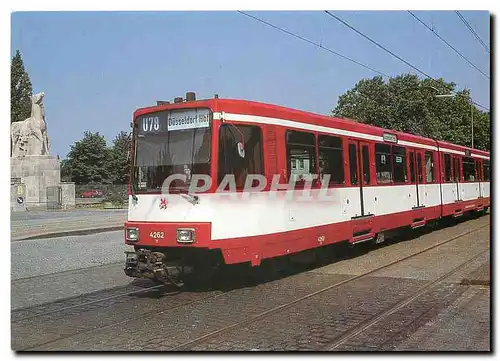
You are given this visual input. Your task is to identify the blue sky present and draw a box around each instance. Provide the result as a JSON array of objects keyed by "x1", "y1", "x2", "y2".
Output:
[{"x1": 11, "y1": 11, "x2": 490, "y2": 159}]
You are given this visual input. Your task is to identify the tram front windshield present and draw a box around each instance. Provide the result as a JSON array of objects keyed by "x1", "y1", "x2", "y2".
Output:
[{"x1": 132, "y1": 108, "x2": 212, "y2": 193}]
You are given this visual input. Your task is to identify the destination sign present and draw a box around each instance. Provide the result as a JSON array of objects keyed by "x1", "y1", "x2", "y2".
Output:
[
  {"x1": 137, "y1": 108, "x2": 211, "y2": 134},
  {"x1": 167, "y1": 109, "x2": 210, "y2": 131},
  {"x1": 383, "y1": 133, "x2": 398, "y2": 143}
]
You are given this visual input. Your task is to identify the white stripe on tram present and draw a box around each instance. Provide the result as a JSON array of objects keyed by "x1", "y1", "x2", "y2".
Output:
[{"x1": 214, "y1": 111, "x2": 489, "y2": 159}]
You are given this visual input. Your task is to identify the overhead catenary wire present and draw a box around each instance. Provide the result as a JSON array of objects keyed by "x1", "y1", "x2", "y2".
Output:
[
  {"x1": 455, "y1": 11, "x2": 490, "y2": 54},
  {"x1": 324, "y1": 10, "x2": 435, "y2": 79},
  {"x1": 324, "y1": 10, "x2": 489, "y2": 112},
  {"x1": 407, "y1": 11, "x2": 490, "y2": 80},
  {"x1": 455, "y1": 11, "x2": 490, "y2": 53},
  {"x1": 236, "y1": 11, "x2": 390, "y2": 78},
  {"x1": 465, "y1": 99, "x2": 488, "y2": 112}
]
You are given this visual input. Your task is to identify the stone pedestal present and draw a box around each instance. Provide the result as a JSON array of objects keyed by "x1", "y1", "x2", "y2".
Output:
[{"x1": 10, "y1": 155, "x2": 75, "y2": 210}]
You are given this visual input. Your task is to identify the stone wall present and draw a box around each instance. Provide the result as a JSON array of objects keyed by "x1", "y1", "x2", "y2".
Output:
[{"x1": 60, "y1": 182, "x2": 76, "y2": 210}]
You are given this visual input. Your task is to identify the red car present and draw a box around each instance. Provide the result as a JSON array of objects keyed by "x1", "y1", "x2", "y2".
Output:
[{"x1": 81, "y1": 190, "x2": 104, "y2": 198}]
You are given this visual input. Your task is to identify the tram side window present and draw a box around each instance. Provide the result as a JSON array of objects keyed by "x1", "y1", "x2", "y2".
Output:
[
  {"x1": 375, "y1": 143, "x2": 392, "y2": 184},
  {"x1": 286, "y1": 131, "x2": 317, "y2": 185},
  {"x1": 409, "y1": 152, "x2": 416, "y2": 183},
  {"x1": 348, "y1": 144, "x2": 358, "y2": 185},
  {"x1": 453, "y1": 157, "x2": 461, "y2": 182},
  {"x1": 218, "y1": 124, "x2": 264, "y2": 188},
  {"x1": 462, "y1": 157, "x2": 475, "y2": 181},
  {"x1": 362, "y1": 145, "x2": 370, "y2": 185},
  {"x1": 392, "y1": 145, "x2": 406, "y2": 183},
  {"x1": 425, "y1": 151, "x2": 435, "y2": 183},
  {"x1": 318, "y1": 135, "x2": 344, "y2": 185},
  {"x1": 444, "y1": 154, "x2": 452, "y2": 182},
  {"x1": 417, "y1": 153, "x2": 423, "y2": 183},
  {"x1": 483, "y1": 160, "x2": 490, "y2": 181},
  {"x1": 475, "y1": 160, "x2": 482, "y2": 181}
]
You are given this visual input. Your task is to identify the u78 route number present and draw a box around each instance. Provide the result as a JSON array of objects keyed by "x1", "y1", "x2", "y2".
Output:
[{"x1": 142, "y1": 116, "x2": 160, "y2": 132}]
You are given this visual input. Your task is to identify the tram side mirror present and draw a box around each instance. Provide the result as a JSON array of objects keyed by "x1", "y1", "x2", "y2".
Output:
[{"x1": 237, "y1": 142, "x2": 245, "y2": 158}]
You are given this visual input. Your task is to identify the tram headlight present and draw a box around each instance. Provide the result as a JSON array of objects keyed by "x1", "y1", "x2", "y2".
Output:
[
  {"x1": 177, "y1": 228, "x2": 195, "y2": 243},
  {"x1": 126, "y1": 227, "x2": 139, "y2": 242}
]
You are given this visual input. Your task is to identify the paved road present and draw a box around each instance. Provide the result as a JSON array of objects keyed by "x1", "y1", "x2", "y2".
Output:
[
  {"x1": 11, "y1": 214, "x2": 490, "y2": 350},
  {"x1": 11, "y1": 209, "x2": 126, "y2": 222},
  {"x1": 11, "y1": 209, "x2": 127, "y2": 241},
  {"x1": 11, "y1": 230, "x2": 134, "y2": 309}
]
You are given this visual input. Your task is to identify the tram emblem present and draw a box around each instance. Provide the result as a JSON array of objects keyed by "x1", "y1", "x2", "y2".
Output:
[{"x1": 159, "y1": 197, "x2": 168, "y2": 209}]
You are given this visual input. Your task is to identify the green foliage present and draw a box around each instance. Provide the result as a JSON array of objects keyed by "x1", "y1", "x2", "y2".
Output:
[
  {"x1": 60, "y1": 158, "x2": 72, "y2": 182},
  {"x1": 332, "y1": 74, "x2": 490, "y2": 151},
  {"x1": 108, "y1": 131, "x2": 131, "y2": 184},
  {"x1": 63, "y1": 130, "x2": 131, "y2": 185},
  {"x1": 104, "y1": 193, "x2": 125, "y2": 207},
  {"x1": 11, "y1": 50, "x2": 33, "y2": 123},
  {"x1": 64, "y1": 131, "x2": 111, "y2": 185}
]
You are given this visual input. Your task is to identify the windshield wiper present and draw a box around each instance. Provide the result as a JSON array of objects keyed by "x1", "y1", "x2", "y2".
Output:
[
  {"x1": 169, "y1": 187, "x2": 199, "y2": 205},
  {"x1": 131, "y1": 185, "x2": 138, "y2": 202},
  {"x1": 181, "y1": 193, "x2": 199, "y2": 205}
]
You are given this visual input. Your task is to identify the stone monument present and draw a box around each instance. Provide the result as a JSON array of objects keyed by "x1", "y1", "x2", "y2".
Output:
[{"x1": 11, "y1": 92, "x2": 75, "y2": 210}]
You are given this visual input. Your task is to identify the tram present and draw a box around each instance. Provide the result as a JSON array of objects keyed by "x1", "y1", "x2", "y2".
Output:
[{"x1": 123, "y1": 92, "x2": 490, "y2": 285}]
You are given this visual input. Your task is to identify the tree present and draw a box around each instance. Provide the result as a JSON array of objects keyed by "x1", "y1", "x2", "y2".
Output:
[
  {"x1": 332, "y1": 74, "x2": 490, "y2": 151},
  {"x1": 64, "y1": 131, "x2": 111, "y2": 185},
  {"x1": 60, "y1": 158, "x2": 72, "y2": 182},
  {"x1": 108, "y1": 131, "x2": 131, "y2": 184},
  {"x1": 11, "y1": 50, "x2": 33, "y2": 123},
  {"x1": 62, "y1": 130, "x2": 132, "y2": 185}
]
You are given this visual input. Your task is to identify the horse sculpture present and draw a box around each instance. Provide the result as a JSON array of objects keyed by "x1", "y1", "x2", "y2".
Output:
[{"x1": 11, "y1": 92, "x2": 50, "y2": 157}]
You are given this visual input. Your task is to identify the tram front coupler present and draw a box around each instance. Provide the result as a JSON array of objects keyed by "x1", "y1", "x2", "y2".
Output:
[{"x1": 124, "y1": 249, "x2": 184, "y2": 287}]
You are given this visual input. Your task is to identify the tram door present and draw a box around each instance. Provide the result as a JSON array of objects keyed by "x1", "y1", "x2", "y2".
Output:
[
  {"x1": 452, "y1": 155, "x2": 463, "y2": 201},
  {"x1": 348, "y1": 140, "x2": 373, "y2": 217},
  {"x1": 409, "y1": 149, "x2": 425, "y2": 208}
]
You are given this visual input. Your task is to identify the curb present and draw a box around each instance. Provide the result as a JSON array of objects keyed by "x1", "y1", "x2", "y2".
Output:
[{"x1": 11, "y1": 225, "x2": 124, "y2": 242}]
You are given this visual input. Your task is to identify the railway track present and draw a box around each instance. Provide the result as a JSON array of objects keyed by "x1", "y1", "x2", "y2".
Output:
[
  {"x1": 13, "y1": 218, "x2": 489, "y2": 351},
  {"x1": 12, "y1": 282, "x2": 166, "y2": 323},
  {"x1": 322, "y1": 248, "x2": 488, "y2": 350},
  {"x1": 14, "y1": 261, "x2": 274, "y2": 350},
  {"x1": 15, "y1": 285, "x2": 225, "y2": 351},
  {"x1": 170, "y1": 223, "x2": 489, "y2": 351}
]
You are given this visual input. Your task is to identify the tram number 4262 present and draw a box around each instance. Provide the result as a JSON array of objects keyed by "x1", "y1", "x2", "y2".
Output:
[
  {"x1": 142, "y1": 116, "x2": 160, "y2": 132},
  {"x1": 150, "y1": 231, "x2": 165, "y2": 239}
]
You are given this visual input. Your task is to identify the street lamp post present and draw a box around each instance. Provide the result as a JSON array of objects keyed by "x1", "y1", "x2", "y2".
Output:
[{"x1": 434, "y1": 92, "x2": 474, "y2": 149}]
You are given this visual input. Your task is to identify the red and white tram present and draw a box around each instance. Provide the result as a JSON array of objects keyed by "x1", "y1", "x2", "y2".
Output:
[{"x1": 124, "y1": 93, "x2": 490, "y2": 284}]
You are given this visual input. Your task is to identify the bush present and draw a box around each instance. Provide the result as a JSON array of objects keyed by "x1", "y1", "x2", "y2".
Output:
[{"x1": 104, "y1": 194, "x2": 125, "y2": 207}]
